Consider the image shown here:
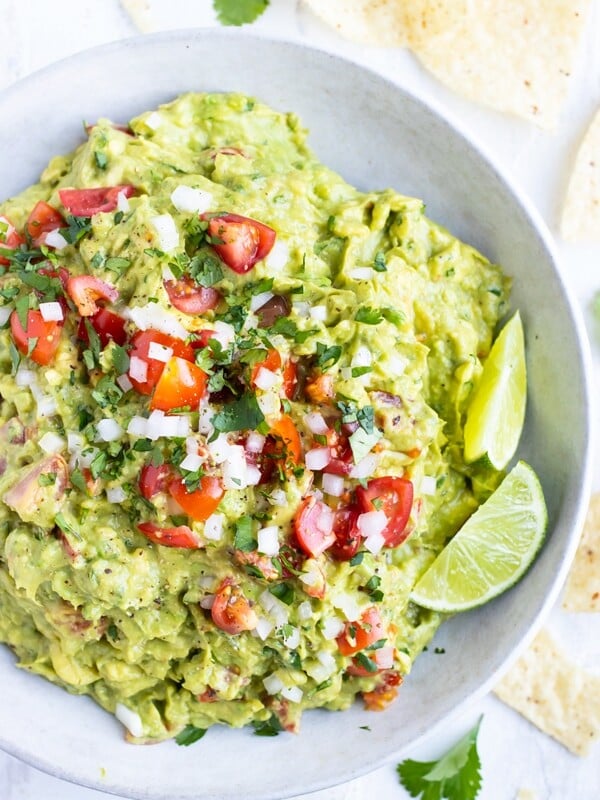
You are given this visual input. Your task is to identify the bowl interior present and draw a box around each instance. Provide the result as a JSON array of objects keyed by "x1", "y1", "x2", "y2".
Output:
[{"x1": 0, "y1": 30, "x2": 592, "y2": 800}]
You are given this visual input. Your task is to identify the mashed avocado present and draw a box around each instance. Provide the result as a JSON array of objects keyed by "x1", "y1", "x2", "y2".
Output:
[{"x1": 0, "y1": 93, "x2": 509, "y2": 742}]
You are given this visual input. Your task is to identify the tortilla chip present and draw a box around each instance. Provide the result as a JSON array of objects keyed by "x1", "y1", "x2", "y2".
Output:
[
  {"x1": 407, "y1": 0, "x2": 590, "y2": 130},
  {"x1": 561, "y1": 109, "x2": 600, "y2": 242},
  {"x1": 516, "y1": 791, "x2": 538, "y2": 800},
  {"x1": 494, "y1": 628, "x2": 600, "y2": 756},
  {"x1": 302, "y1": 0, "x2": 411, "y2": 47},
  {"x1": 120, "y1": 0, "x2": 156, "y2": 33},
  {"x1": 562, "y1": 492, "x2": 600, "y2": 610}
]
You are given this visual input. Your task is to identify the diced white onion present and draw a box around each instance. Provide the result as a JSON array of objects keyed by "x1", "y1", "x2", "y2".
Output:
[
  {"x1": 127, "y1": 416, "x2": 148, "y2": 437},
  {"x1": 257, "y1": 391, "x2": 281, "y2": 417},
  {"x1": 77, "y1": 447, "x2": 98, "y2": 469},
  {"x1": 254, "y1": 616, "x2": 274, "y2": 641},
  {"x1": 298, "y1": 601, "x2": 312, "y2": 621},
  {"x1": 116, "y1": 190, "x2": 130, "y2": 213},
  {"x1": 306, "y1": 650, "x2": 337, "y2": 682},
  {"x1": 207, "y1": 433, "x2": 231, "y2": 464},
  {"x1": 265, "y1": 239, "x2": 289, "y2": 271},
  {"x1": 204, "y1": 513, "x2": 225, "y2": 541},
  {"x1": 147, "y1": 342, "x2": 173, "y2": 363},
  {"x1": 322, "y1": 473, "x2": 344, "y2": 497},
  {"x1": 281, "y1": 685, "x2": 303, "y2": 703},
  {"x1": 96, "y1": 418, "x2": 123, "y2": 442},
  {"x1": 211, "y1": 321, "x2": 236, "y2": 349},
  {"x1": 364, "y1": 530, "x2": 386, "y2": 555},
  {"x1": 259, "y1": 590, "x2": 289, "y2": 627},
  {"x1": 357, "y1": 510, "x2": 388, "y2": 539},
  {"x1": 170, "y1": 185, "x2": 213, "y2": 214},
  {"x1": 268, "y1": 489, "x2": 287, "y2": 507},
  {"x1": 186, "y1": 436, "x2": 198, "y2": 455},
  {"x1": 376, "y1": 646, "x2": 395, "y2": 670},
  {"x1": 0, "y1": 306, "x2": 12, "y2": 326},
  {"x1": 245, "y1": 432, "x2": 265, "y2": 453},
  {"x1": 330, "y1": 591, "x2": 362, "y2": 622},
  {"x1": 309, "y1": 305, "x2": 327, "y2": 322},
  {"x1": 263, "y1": 674, "x2": 284, "y2": 696},
  {"x1": 199, "y1": 595, "x2": 215, "y2": 610},
  {"x1": 292, "y1": 301, "x2": 310, "y2": 318},
  {"x1": 126, "y1": 305, "x2": 188, "y2": 340},
  {"x1": 299, "y1": 560, "x2": 322, "y2": 588},
  {"x1": 162, "y1": 264, "x2": 176, "y2": 283},
  {"x1": 421, "y1": 476, "x2": 437, "y2": 496},
  {"x1": 67, "y1": 433, "x2": 85, "y2": 453},
  {"x1": 389, "y1": 354, "x2": 408, "y2": 375},
  {"x1": 145, "y1": 111, "x2": 162, "y2": 130},
  {"x1": 199, "y1": 575, "x2": 217, "y2": 590},
  {"x1": 351, "y1": 346, "x2": 372, "y2": 368},
  {"x1": 250, "y1": 291, "x2": 274, "y2": 312},
  {"x1": 117, "y1": 373, "x2": 133, "y2": 393},
  {"x1": 245, "y1": 465, "x2": 262, "y2": 486},
  {"x1": 304, "y1": 412, "x2": 329, "y2": 435},
  {"x1": 15, "y1": 368, "x2": 36, "y2": 387},
  {"x1": 198, "y1": 406, "x2": 214, "y2": 436},
  {"x1": 283, "y1": 626, "x2": 301, "y2": 650},
  {"x1": 150, "y1": 213, "x2": 179, "y2": 254},
  {"x1": 349, "y1": 453, "x2": 380, "y2": 480},
  {"x1": 38, "y1": 431, "x2": 65, "y2": 454},
  {"x1": 348, "y1": 267, "x2": 374, "y2": 281},
  {"x1": 340, "y1": 368, "x2": 352, "y2": 380},
  {"x1": 39, "y1": 301, "x2": 64, "y2": 322},
  {"x1": 144, "y1": 410, "x2": 190, "y2": 441},
  {"x1": 222, "y1": 444, "x2": 248, "y2": 489},
  {"x1": 179, "y1": 452, "x2": 204, "y2": 472},
  {"x1": 36, "y1": 396, "x2": 57, "y2": 418},
  {"x1": 254, "y1": 366, "x2": 278, "y2": 391},
  {"x1": 129, "y1": 356, "x2": 148, "y2": 383},
  {"x1": 44, "y1": 229, "x2": 68, "y2": 250},
  {"x1": 257, "y1": 526, "x2": 280, "y2": 557},
  {"x1": 321, "y1": 616, "x2": 345, "y2": 640},
  {"x1": 305, "y1": 447, "x2": 331, "y2": 472},
  {"x1": 106, "y1": 486, "x2": 127, "y2": 503},
  {"x1": 115, "y1": 703, "x2": 144, "y2": 738}
]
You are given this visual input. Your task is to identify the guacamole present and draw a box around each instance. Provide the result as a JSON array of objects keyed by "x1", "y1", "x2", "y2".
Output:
[{"x1": 0, "y1": 93, "x2": 509, "y2": 742}]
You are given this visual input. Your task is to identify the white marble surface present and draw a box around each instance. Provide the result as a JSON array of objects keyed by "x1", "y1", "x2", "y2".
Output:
[{"x1": 1, "y1": 1, "x2": 600, "y2": 798}]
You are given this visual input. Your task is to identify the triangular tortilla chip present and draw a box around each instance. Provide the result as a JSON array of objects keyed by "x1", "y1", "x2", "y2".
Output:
[
  {"x1": 561, "y1": 109, "x2": 600, "y2": 242},
  {"x1": 494, "y1": 628, "x2": 600, "y2": 756},
  {"x1": 302, "y1": 0, "x2": 411, "y2": 47},
  {"x1": 562, "y1": 492, "x2": 600, "y2": 610}
]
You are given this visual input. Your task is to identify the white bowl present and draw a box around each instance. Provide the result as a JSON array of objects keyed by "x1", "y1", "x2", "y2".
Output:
[{"x1": 0, "y1": 30, "x2": 593, "y2": 800}]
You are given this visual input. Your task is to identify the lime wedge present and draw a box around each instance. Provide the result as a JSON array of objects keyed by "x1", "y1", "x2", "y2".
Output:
[
  {"x1": 464, "y1": 311, "x2": 526, "y2": 469},
  {"x1": 410, "y1": 461, "x2": 547, "y2": 613}
]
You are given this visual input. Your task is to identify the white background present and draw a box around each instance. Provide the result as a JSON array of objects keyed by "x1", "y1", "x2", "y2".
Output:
[{"x1": 0, "y1": 1, "x2": 599, "y2": 798}]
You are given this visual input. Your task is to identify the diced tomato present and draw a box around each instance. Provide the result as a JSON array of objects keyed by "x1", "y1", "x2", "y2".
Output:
[
  {"x1": 38, "y1": 266, "x2": 70, "y2": 291},
  {"x1": 336, "y1": 607, "x2": 386, "y2": 657},
  {"x1": 189, "y1": 328, "x2": 218, "y2": 351},
  {"x1": 26, "y1": 201, "x2": 66, "y2": 247},
  {"x1": 137, "y1": 521, "x2": 202, "y2": 548},
  {"x1": 59, "y1": 185, "x2": 136, "y2": 217},
  {"x1": 164, "y1": 276, "x2": 220, "y2": 315},
  {"x1": 347, "y1": 646, "x2": 395, "y2": 677},
  {"x1": 329, "y1": 504, "x2": 362, "y2": 561},
  {"x1": 168, "y1": 475, "x2": 224, "y2": 522},
  {"x1": 66, "y1": 275, "x2": 118, "y2": 317},
  {"x1": 211, "y1": 578, "x2": 258, "y2": 634},
  {"x1": 293, "y1": 495, "x2": 336, "y2": 557},
  {"x1": 10, "y1": 309, "x2": 63, "y2": 366},
  {"x1": 0, "y1": 216, "x2": 25, "y2": 265},
  {"x1": 323, "y1": 427, "x2": 353, "y2": 476},
  {"x1": 204, "y1": 212, "x2": 276, "y2": 274},
  {"x1": 150, "y1": 356, "x2": 208, "y2": 411},
  {"x1": 83, "y1": 308, "x2": 127, "y2": 347},
  {"x1": 282, "y1": 359, "x2": 298, "y2": 400},
  {"x1": 305, "y1": 373, "x2": 334, "y2": 404},
  {"x1": 139, "y1": 464, "x2": 172, "y2": 500},
  {"x1": 362, "y1": 670, "x2": 403, "y2": 710},
  {"x1": 250, "y1": 348, "x2": 281, "y2": 388},
  {"x1": 356, "y1": 476, "x2": 414, "y2": 548},
  {"x1": 128, "y1": 330, "x2": 195, "y2": 395},
  {"x1": 269, "y1": 414, "x2": 302, "y2": 468}
]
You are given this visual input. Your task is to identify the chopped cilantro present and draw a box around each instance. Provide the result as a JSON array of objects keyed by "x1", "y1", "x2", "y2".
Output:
[
  {"x1": 397, "y1": 718, "x2": 483, "y2": 800},
  {"x1": 175, "y1": 725, "x2": 207, "y2": 746},
  {"x1": 315, "y1": 342, "x2": 342, "y2": 370},
  {"x1": 38, "y1": 472, "x2": 57, "y2": 487},
  {"x1": 252, "y1": 714, "x2": 283, "y2": 737},
  {"x1": 61, "y1": 215, "x2": 92, "y2": 246},
  {"x1": 234, "y1": 516, "x2": 256, "y2": 552},
  {"x1": 15, "y1": 294, "x2": 30, "y2": 331},
  {"x1": 269, "y1": 582, "x2": 294, "y2": 606},
  {"x1": 381, "y1": 307, "x2": 405, "y2": 326},
  {"x1": 349, "y1": 552, "x2": 364, "y2": 566},
  {"x1": 8, "y1": 341, "x2": 20, "y2": 375},
  {"x1": 373, "y1": 252, "x2": 387, "y2": 272},
  {"x1": 111, "y1": 345, "x2": 130, "y2": 375},
  {"x1": 94, "y1": 151, "x2": 108, "y2": 170},
  {"x1": 213, "y1": 392, "x2": 265, "y2": 434},
  {"x1": 69, "y1": 468, "x2": 88, "y2": 494},
  {"x1": 354, "y1": 651, "x2": 378, "y2": 673},
  {"x1": 104, "y1": 257, "x2": 131, "y2": 275},
  {"x1": 355, "y1": 307, "x2": 383, "y2": 325}
]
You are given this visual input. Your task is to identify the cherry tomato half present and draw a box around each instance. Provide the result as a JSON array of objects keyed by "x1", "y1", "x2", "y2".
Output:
[
  {"x1": 168, "y1": 475, "x2": 224, "y2": 522},
  {"x1": 59, "y1": 185, "x2": 136, "y2": 217},
  {"x1": 204, "y1": 212, "x2": 276, "y2": 274},
  {"x1": 336, "y1": 606, "x2": 386, "y2": 657},
  {"x1": 356, "y1": 476, "x2": 414, "y2": 548},
  {"x1": 10, "y1": 309, "x2": 63, "y2": 366},
  {"x1": 137, "y1": 521, "x2": 202, "y2": 549},
  {"x1": 211, "y1": 578, "x2": 258, "y2": 634},
  {"x1": 164, "y1": 275, "x2": 220, "y2": 315},
  {"x1": 128, "y1": 330, "x2": 194, "y2": 395},
  {"x1": 66, "y1": 275, "x2": 118, "y2": 317},
  {"x1": 0, "y1": 215, "x2": 25, "y2": 265},
  {"x1": 139, "y1": 464, "x2": 172, "y2": 500},
  {"x1": 329, "y1": 504, "x2": 362, "y2": 561},
  {"x1": 150, "y1": 356, "x2": 208, "y2": 412},
  {"x1": 26, "y1": 201, "x2": 66, "y2": 247},
  {"x1": 293, "y1": 495, "x2": 336, "y2": 558}
]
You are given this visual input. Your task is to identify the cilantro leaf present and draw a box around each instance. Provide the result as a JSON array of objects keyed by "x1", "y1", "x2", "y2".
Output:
[
  {"x1": 355, "y1": 307, "x2": 383, "y2": 325},
  {"x1": 397, "y1": 718, "x2": 483, "y2": 800},
  {"x1": 175, "y1": 725, "x2": 207, "y2": 746},
  {"x1": 213, "y1": 392, "x2": 265, "y2": 433},
  {"x1": 234, "y1": 516, "x2": 256, "y2": 551},
  {"x1": 315, "y1": 342, "x2": 342, "y2": 370},
  {"x1": 252, "y1": 713, "x2": 283, "y2": 737},
  {"x1": 213, "y1": 0, "x2": 269, "y2": 26}
]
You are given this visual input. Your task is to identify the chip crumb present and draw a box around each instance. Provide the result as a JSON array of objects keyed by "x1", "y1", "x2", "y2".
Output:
[
  {"x1": 494, "y1": 628, "x2": 600, "y2": 756},
  {"x1": 516, "y1": 790, "x2": 538, "y2": 800},
  {"x1": 561, "y1": 109, "x2": 600, "y2": 242},
  {"x1": 562, "y1": 492, "x2": 600, "y2": 610}
]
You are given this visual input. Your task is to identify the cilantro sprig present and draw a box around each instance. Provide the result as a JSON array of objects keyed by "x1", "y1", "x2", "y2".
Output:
[
  {"x1": 213, "y1": 0, "x2": 269, "y2": 26},
  {"x1": 397, "y1": 718, "x2": 483, "y2": 800}
]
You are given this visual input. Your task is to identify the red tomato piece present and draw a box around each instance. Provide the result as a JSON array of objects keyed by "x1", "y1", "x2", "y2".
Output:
[
  {"x1": 304, "y1": 373, "x2": 334, "y2": 404},
  {"x1": 128, "y1": 330, "x2": 195, "y2": 395},
  {"x1": 26, "y1": 201, "x2": 66, "y2": 247},
  {"x1": 269, "y1": 414, "x2": 302, "y2": 467},
  {"x1": 10, "y1": 310, "x2": 63, "y2": 366},
  {"x1": 86, "y1": 308, "x2": 127, "y2": 347},
  {"x1": 150, "y1": 356, "x2": 208, "y2": 411},
  {"x1": 139, "y1": 464, "x2": 172, "y2": 500},
  {"x1": 347, "y1": 646, "x2": 395, "y2": 677},
  {"x1": 164, "y1": 276, "x2": 220, "y2": 315},
  {"x1": 323, "y1": 428, "x2": 353, "y2": 476},
  {"x1": 211, "y1": 578, "x2": 258, "y2": 634},
  {"x1": 282, "y1": 359, "x2": 298, "y2": 400},
  {"x1": 356, "y1": 476, "x2": 414, "y2": 548},
  {"x1": 0, "y1": 215, "x2": 25, "y2": 265},
  {"x1": 293, "y1": 495, "x2": 336, "y2": 557},
  {"x1": 66, "y1": 275, "x2": 118, "y2": 317},
  {"x1": 362, "y1": 670, "x2": 403, "y2": 710},
  {"x1": 137, "y1": 521, "x2": 202, "y2": 549},
  {"x1": 168, "y1": 475, "x2": 224, "y2": 522},
  {"x1": 336, "y1": 606, "x2": 386, "y2": 657},
  {"x1": 204, "y1": 212, "x2": 276, "y2": 274},
  {"x1": 329, "y1": 504, "x2": 362, "y2": 561},
  {"x1": 250, "y1": 348, "x2": 281, "y2": 388},
  {"x1": 59, "y1": 185, "x2": 136, "y2": 217}
]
